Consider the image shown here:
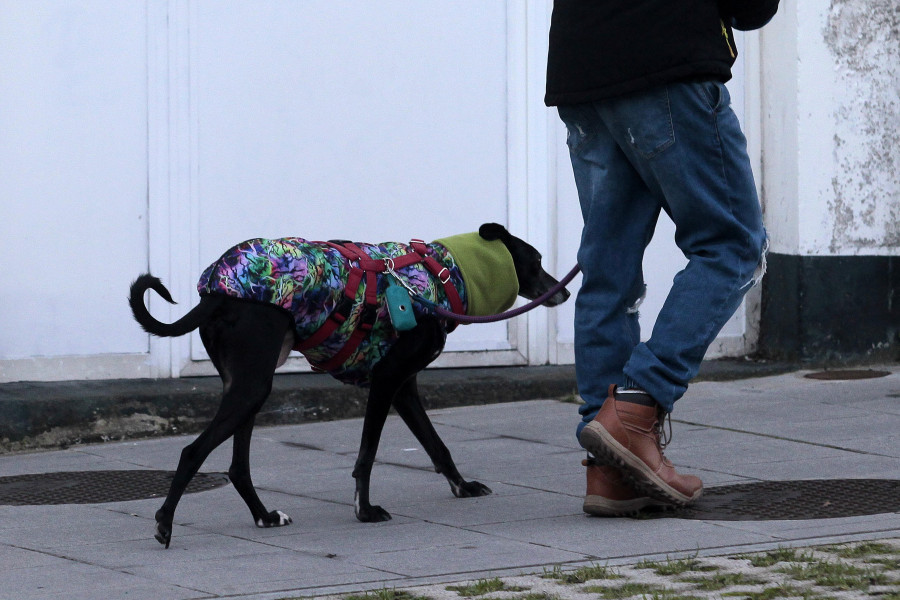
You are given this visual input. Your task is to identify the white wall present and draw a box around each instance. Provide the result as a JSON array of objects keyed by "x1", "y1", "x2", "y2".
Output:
[
  {"x1": 762, "y1": 0, "x2": 900, "y2": 257},
  {"x1": 0, "y1": 0, "x2": 764, "y2": 383}
]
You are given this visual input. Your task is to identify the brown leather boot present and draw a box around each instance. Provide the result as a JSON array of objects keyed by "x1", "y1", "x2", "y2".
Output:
[
  {"x1": 579, "y1": 384, "x2": 703, "y2": 506},
  {"x1": 582, "y1": 458, "x2": 664, "y2": 516}
]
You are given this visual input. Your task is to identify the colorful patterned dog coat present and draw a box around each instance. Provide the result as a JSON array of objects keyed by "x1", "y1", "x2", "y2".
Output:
[{"x1": 197, "y1": 237, "x2": 469, "y2": 386}]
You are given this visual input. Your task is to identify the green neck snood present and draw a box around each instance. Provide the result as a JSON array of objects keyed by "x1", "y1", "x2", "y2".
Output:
[{"x1": 434, "y1": 233, "x2": 519, "y2": 316}]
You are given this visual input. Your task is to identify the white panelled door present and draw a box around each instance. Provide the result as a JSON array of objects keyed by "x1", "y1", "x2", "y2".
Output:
[{"x1": 176, "y1": 1, "x2": 530, "y2": 375}]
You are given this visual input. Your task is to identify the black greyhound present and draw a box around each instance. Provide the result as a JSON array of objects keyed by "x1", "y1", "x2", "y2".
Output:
[{"x1": 129, "y1": 223, "x2": 569, "y2": 548}]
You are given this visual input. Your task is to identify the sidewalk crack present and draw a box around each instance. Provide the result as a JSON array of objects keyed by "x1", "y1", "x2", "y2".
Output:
[{"x1": 673, "y1": 419, "x2": 896, "y2": 458}]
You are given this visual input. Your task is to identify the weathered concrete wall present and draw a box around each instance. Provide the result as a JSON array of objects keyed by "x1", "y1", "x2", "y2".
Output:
[
  {"x1": 758, "y1": 0, "x2": 900, "y2": 362},
  {"x1": 823, "y1": 0, "x2": 900, "y2": 254},
  {"x1": 763, "y1": 0, "x2": 900, "y2": 257}
]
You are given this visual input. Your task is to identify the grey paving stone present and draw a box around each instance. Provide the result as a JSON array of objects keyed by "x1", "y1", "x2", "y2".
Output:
[
  {"x1": 390, "y1": 489, "x2": 582, "y2": 527},
  {"x1": 349, "y1": 536, "x2": 588, "y2": 579},
  {"x1": 128, "y1": 549, "x2": 383, "y2": 597},
  {"x1": 0, "y1": 543, "x2": 66, "y2": 569},
  {"x1": 468, "y1": 514, "x2": 781, "y2": 560},
  {"x1": 0, "y1": 505, "x2": 153, "y2": 549},
  {"x1": 0, "y1": 561, "x2": 209, "y2": 600}
]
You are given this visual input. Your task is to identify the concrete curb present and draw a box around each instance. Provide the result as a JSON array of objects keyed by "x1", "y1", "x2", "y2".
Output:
[{"x1": 0, "y1": 358, "x2": 794, "y2": 453}]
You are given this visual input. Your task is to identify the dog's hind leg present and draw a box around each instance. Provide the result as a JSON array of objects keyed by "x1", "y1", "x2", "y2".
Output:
[
  {"x1": 153, "y1": 300, "x2": 293, "y2": 548},
  {"x1": 391, "y1": 377, "x2": 492, "y2": 498},
  {"x1": 229, "y1": 416, "x2": 292, "y2": 529},
  {"x1": 227, "y1": 324, "x2": 295, "y2": 529}
]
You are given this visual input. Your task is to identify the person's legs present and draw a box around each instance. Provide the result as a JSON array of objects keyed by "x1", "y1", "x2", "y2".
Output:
[
  {"x1": 597, "y1": 80, "x2": 767, "y2": 412},
  {"x1": 577, "y1": 80, "x2": 766, "y2": 505},
  {"x1": 559, "y1": 102, "x2": 671, "y2": 514},
  {"x1": 557, "y1": 104, "x2": 662, "y2": 440}
]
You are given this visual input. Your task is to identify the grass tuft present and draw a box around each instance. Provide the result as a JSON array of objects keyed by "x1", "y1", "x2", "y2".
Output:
[
  {"x1": 541, "y1": 563, "x2": 620, "y2": 584},
  {"x1": 734, "y1": 547, "x2": 816, "y2": 568},
  {"x1": 643, "y1": 592, "x2": 704, "y2": 600},
  {"x1": 344, "y1": 589, "x2": 432, "y2": 600},
  {"x1": 516, "y1": 593, "x2": 561, "y2": 600},
  {"x1": 583, "y1": 582, "x2": 662, "y2": 599},
  {"x1": 819, "y1": 541, "x2": 897, "y2": 558},
  {"x1": 720, "y1": 583, "x2": 831, "y2": 600},
  {"x1": 636, "y1": 556, "x2": 718, "y2": 576},
  {"x1": 676, "y1": 571, "x2": 764, "y2": 591},
  {"x1": 777, "y1": 559, "x2": 889, "y2": 591},
  {"x1": 446, "y1": 578, "x2": 527, "y2": 597},
  {"x1": 870, "y1": 556, "x2": 900, "y2": 570}
]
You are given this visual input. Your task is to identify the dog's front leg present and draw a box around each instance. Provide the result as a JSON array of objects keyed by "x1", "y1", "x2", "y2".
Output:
[
  {"x1": 392, "y1": 377, "x2": 492, "y2": 498},
  {"x1": 352, "y1": 316, "x2": 453, "y2": 522},
  {"x1": 352, "y1": 383, "x2": 394, "y2": 522}
]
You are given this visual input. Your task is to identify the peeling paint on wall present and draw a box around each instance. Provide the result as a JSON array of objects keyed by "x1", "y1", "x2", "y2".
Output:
[{"x1": 824, "y1": 0, "x2": 900, "y2": 253}]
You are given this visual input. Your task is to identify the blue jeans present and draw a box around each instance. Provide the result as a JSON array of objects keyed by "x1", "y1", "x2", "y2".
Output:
[{"x1": 558, "y1": 80, "x2": 767, "y2": 439}]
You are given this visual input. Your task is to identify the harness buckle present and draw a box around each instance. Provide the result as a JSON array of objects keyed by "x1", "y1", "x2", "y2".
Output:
[{"x1": 437, "y1": 267, "x2": 451, "y2": 285}]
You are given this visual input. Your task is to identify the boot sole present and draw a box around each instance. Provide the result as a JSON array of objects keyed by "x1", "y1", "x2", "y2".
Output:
[
  {"x1": 580, "y1": 422, "x2": 702, "y2": 506},
  {"x1": 583, "y1": 494, "x2": 659, "y2": 517}
]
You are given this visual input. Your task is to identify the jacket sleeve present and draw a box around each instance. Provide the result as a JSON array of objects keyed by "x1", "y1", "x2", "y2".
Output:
[{"x1": 718, "y1": 0, "x2": 779, "y2": 31}]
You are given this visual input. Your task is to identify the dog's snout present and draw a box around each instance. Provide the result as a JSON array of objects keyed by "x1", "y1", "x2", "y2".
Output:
[
  {"x1": 524, "y1": 270, "x2": 571, "y2": 307},
  {"x1": 542, "y1": 285, "x2": 571, "y2": 307}
]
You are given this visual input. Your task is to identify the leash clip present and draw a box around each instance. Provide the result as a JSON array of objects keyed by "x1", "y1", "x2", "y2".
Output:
[
  {"x1": 383, "y1": 258, "x2": 418, "y2": 331},
  {"x1": 384, "y1": 258, "x2": 419, "y2": 296}
]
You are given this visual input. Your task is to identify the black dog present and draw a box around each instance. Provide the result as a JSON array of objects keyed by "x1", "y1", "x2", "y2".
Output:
[{"x1": 129, "y1": 223, "x2": 569, "y2": 547}]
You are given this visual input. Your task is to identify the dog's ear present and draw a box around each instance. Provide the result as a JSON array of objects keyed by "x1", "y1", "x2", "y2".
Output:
[{"x1": 478, "y1": 223, "x2": 510, "y2": 242}]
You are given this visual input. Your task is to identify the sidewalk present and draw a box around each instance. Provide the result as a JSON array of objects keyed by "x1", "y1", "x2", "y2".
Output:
[{"x1": 1, "y1": 367, "x2": 898, "y2": 600}]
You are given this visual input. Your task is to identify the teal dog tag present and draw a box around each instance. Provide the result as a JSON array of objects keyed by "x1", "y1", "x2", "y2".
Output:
[{"x1": 386, "y1": 280, "x2": 417, "y2": 331}]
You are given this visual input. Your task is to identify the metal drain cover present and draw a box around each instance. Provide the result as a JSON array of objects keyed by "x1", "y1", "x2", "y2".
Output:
[
  {"x1": 0, "y1": 470, "x2": 230, "y2": 506},
  {"x1": 804, "y1": 369, "x2": 891, "y2": 380},
  {"x1": 657, "y1": 479, "x2": 900, "y2": 521}
]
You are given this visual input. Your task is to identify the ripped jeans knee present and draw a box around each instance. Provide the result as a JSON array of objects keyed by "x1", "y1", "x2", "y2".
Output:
[
  {"x1": 626, "y1": 284, "x2": 647, "y2": 315},
  {"x1": 743, "y1": 236, "x2": 769, "y2": 291}
]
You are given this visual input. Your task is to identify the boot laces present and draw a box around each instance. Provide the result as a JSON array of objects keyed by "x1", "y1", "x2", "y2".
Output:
[{"x1": 655, "y1": 408, "x2": 672, "y2": 450}]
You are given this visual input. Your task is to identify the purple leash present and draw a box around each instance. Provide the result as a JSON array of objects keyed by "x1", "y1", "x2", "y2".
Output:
[{"x1": 429, "y1": 264, "x2": 581, "y2": 324}]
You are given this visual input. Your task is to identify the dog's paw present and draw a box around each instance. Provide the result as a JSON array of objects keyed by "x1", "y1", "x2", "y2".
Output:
[
  {"x1": 356, "y1": 504, "x2": 392, "y2": 523},
  {"x1": 452, "y1": 480, "x2": 493, "y2": 498},
  {"x1": 256, "y1": 510, "x2": 293, "y2": 528},
  {"x1": 154, "y1": 523, "x2": 171, "y2": 548},
  {"x1": 154, "y1": 511, "x2": 172, "y2": 549}
]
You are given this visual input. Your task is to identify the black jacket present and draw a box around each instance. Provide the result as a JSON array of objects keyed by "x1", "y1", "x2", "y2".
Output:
[{"x1": 544, "y1": 0, "x2": 779, "y2": 106}]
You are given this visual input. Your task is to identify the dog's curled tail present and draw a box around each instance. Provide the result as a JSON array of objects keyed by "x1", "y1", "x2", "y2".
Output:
[{"x1": 129, "y1": 274, "x2": 223, "y2": 337}]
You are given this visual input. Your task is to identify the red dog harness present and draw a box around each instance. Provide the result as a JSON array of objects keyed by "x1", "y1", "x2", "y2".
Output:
[{"x1": 293, "y1": 240, "x2": 464, "y2": 373}]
